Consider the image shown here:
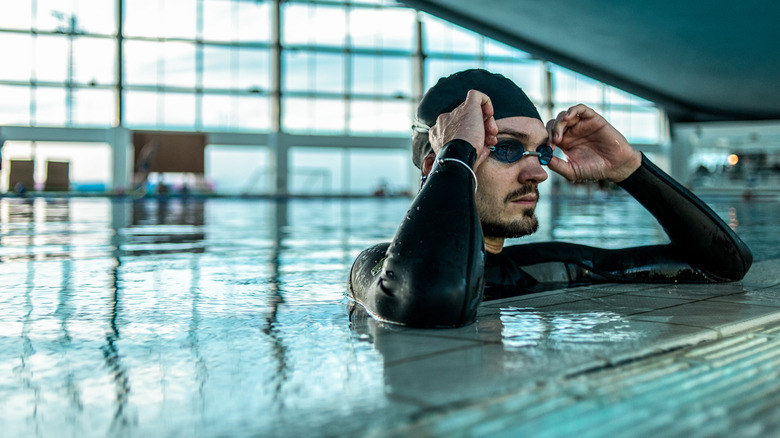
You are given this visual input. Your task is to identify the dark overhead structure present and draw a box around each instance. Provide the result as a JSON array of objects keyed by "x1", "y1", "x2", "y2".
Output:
[{"x1": 402, "y1": 0, "x2": 780, "y2": 123}]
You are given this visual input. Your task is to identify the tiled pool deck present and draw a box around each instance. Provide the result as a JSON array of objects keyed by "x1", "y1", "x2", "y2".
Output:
[{"x1": 347, "y1": 258, "x2": 780, "y2": 437}]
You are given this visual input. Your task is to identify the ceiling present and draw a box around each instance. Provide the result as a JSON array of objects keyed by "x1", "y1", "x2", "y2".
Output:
[{"x1": 402, "y1": 0, "x2": 780, "y2": 123}]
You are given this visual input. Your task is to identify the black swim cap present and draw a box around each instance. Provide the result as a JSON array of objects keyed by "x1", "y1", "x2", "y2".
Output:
[{"x1": 412, "y1": 69, "x2": 541, "y2": 169}]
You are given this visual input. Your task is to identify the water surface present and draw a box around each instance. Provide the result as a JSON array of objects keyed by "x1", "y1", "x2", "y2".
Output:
[{"x1": 0, "y1": 195, "x2": 775, "y2": 437}]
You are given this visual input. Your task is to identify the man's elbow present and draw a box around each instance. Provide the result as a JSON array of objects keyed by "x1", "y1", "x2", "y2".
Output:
[
  {"x1": 375, "y1": 268, "x2": 483, "y2": 328},
  {"x1": 704, "y1": 241, "x2": 753, "y2": 282}
]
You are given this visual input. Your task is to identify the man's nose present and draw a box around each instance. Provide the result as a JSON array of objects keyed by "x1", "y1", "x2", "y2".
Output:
[{"x1": 516, "y1": 159, "x2": 548, "y2": 184}]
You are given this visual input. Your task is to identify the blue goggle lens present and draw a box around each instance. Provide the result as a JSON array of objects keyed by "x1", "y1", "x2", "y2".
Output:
[{"x1": 488, "y1": 139, "x2": 553, "y2": 165}]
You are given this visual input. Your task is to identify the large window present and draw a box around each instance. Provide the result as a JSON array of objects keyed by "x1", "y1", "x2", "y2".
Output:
[
  {"x1": 1, "y1": 0, "x2": 663, "y2": 139},
  {"x1": 0, "y1": 0, "x2": 667, "y2": 195}
]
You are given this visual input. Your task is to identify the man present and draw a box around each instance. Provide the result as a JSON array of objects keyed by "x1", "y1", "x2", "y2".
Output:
[{"x1": 348, "y1": 69, "x2": 752, "y2": 328}]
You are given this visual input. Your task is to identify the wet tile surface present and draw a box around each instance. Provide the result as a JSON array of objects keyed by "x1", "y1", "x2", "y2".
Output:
[{"x1": 359, "y1": 259, "x2": 780, "y2": 436}]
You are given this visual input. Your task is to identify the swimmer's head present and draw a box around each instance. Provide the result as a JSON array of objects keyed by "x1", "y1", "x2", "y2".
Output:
[{"x1": 412, "y1": 69, "x2": 541, "y2": 169}]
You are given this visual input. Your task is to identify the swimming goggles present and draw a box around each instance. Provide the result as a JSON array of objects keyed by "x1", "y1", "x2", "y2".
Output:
[{"x1": 488, "y1": 139, "x2": 553, "y2": 165}]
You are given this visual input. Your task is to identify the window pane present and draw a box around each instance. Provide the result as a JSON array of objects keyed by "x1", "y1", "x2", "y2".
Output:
[
  {"x1": 163, "y1": 0, "x2": 197, "y2": 39},
  {"x1": 235, "y1": 95, "x2": 269, "y2": 131},
  {"x1": 0, "y1": 86, "x2": 31, "y2": 125},
  {"x1": 125, "y1": 90, "x2": 158, "y2": 127},
  {"x1": 553, "y1": 67, "x2": 603, "y2": 105},
  {"x1": 203, "y1": 46, "x2": 232, "y2": 89},
  {"x1": 349, "y1": 149, "x2": 409, "y2": 195},
  {"x1": 125, "y1": 91, "x2": 194, "y2": 130},
  {"x1": 290, "y1": 147, "x2": 343, "y2": 194},
  {"x1": 36, "y1": 0, "x2": 117, "y2": 35},
  {"x1": 0, "y1": 1, "x2": 33, "y2": 30},
  {"x1": 34, "y1": 2, "x2": 114, "y2": 36},
  {"x1": 0, "y1": 33, "x2": 34, "y2": 81},
  {"x1": 425, "y1": 59, "x2": 481, "y2": 90},
  {"x1": 124, "y1": 0, "x2": 158, "y2": 37},
  {"x1": 201, "y1": 94, "x2": 232, "y2": 128},
  {"x1": 351, "y1": 55, "x2": 411, "y2": 97},
  {"x1": 35, "y1": 87, "x2": 67, "y2": 127},
  {"x1": 283, "y1": 97, "x2": 345, "y2": 133},
  {"x1": 605, "y1": 108, "x2": 660, "y2": 143},
  {"x1": 203, "y1": 0, "x2": 271, "y2": 42},
  {"x1": 35, "y1": 35, "x2": 69, "y2": 83},
  {"x1": 283, "y1": 51, "x2": 308, "y2": 91},
  {"x1": 237, "y1": 48, "x2": 271, "y2": 90},
  {"x1": 202, "y1": 94, "x2": 269, "y2": 131},
  {"x1": 74, "y1": 88, "x2": 114, "y2": 127},
  {"x1": 484, "y1": 39, "x2": 531, "y2": 59},
  {"x1": 282, "y1": 4, "x2": 347, "y2": 46},
  {"x1": 605, "y1": 87, "x2": 652, "y2": 106},
  {"x1": 290, "y1": 147, "x2": 410, "y2": 195},
  {"x1": 349, "y1": 7, "x2": 415, "y2": 50},
  {"x1": 124, "y1": 40, "x2": 162, "y2": 85},
  {"x1": 124, "y1": 41, "x2": 196, "y2": 88},
  {"x1": 124, "y1": 0, "x2": 196, "y2": 39},
  {"x1": 73, "y1": 37, "x2": 115, "y2": 85},
  {"x1": 483, "y1": 60, "x2": 544, "y2": 104},
  {"x1": 73, "y1": 0, "x2": 116, "y2": 35},
  {"x1": 283, "y1": 51, "x2": 344, "y2": 93},
  {"x1": 349, "y1": 99, "x2": 411, "y2": 136},
  {"x1": 422, "y1": 14, "x2": 480, "y2": 54},
  {"x1": 204, "y1": 46, "x2": 270, "y2": 91},
  {"x1": 161, "y1": 93, "x2": 196, "y2": 129},
  {"x1": 205, "y1": 145, "x2": 269, "y2": 195},
  {"x1": 35, "y1": 0, "x2": 76, "y2": 32},
  {"x1": 163, "y1": 42, "x2": 197, "y2": 88}
]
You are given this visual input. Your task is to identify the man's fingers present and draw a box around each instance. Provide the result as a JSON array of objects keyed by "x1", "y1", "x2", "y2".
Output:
[
  {"x1": 548, "y1": 113, "x2": 571, "y2": 144},
  {"x1": 546, "y1": 119, "x2": 557, "y2": 144},
  {"x1": 484, "y1": 115, "x2": 498, "y2": 146},
  {"x1": 467, "y1": 89, "x2": 495, "y2": 122},
  {"x1": 547, "y1": 156, "x2": 576, "y2": 181},
  {"x1": 548, "y1": 104, "x2": 595, "y2": 144},
  {"x1": 566, "y1": 104, "x2": 593, "y2": 119}
]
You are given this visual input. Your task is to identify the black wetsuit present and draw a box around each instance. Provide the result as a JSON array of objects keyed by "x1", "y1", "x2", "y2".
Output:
[{"x1": 348, "y1": 140, "x2": 753, "y2": 328}]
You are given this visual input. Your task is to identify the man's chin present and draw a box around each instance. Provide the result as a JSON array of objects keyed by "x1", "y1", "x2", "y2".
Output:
[{"x1": 481, "y1": 216, "x2": 539, "y2": 238}]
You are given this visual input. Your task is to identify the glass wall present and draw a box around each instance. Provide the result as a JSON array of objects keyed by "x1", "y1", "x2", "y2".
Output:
[{"x1": 0, "y1": 0, "x2": 665, "y2": 195}]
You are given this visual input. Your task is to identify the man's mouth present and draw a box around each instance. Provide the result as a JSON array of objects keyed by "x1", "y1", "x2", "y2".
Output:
[
  {"x1": 504, "y1": 185, "x2": 539, "y2": 204},
  {"x1": 510, "y1": 193, "x2": 538, "y2": 204}
]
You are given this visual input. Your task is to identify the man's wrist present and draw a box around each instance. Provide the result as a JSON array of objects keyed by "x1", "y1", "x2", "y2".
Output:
[
  {"x1": 439, "y1": 139, "x2": 477, "y2": 166},
  {"x1": 611, "y1": 149, "x2": 643, "y2": 183}
]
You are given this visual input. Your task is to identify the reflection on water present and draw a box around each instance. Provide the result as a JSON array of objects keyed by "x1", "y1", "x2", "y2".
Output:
[
  {"x1": 0, "y1": 195, "x2": 777, "y2": 436},
  {"x1": 500, "y1": 307, "x2": 637, "y2": 349}
]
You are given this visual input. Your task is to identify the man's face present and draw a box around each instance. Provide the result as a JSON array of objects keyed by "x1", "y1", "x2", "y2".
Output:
[{"x1": 475, "y1": 116, "x2": 549, "y2": 238}]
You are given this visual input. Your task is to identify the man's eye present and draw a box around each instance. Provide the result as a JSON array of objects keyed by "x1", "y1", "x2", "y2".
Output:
[{"x1": 496, "y1": 140, "x2": 521, "y2": 151}]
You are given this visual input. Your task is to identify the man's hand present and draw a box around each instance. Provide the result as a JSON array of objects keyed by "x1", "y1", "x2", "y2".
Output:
[
  {"x1": 546, "y1": 104, "x2": 641, "y2": 183},
  {"x1": 429, "y1": 89, "x2": 498, "y2": 170}
]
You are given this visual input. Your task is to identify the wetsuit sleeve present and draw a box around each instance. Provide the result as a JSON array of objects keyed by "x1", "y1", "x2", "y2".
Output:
[
  {"x1": 616, "y1": 153, "x2": 752, "y2": 281},
  {"x1": 501, "y1": 154, "x2": 752, "y2": 287},
  {"x1": 348, "y1": 140, "x2": 485, "y2": 328}
]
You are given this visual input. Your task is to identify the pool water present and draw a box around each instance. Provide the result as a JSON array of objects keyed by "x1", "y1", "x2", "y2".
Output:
[{"x1": 0, "y1": 194, "x2": 776, "y2": 437}]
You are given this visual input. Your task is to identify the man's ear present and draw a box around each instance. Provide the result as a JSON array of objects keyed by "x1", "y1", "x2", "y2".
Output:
[{"x1": 422, "y1": 152, "x2": 436, "y2": 176}]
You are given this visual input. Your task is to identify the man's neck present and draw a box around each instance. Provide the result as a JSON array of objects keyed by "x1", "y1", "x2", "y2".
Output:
[{"x1": 484, "y1": 236, "x2": 505, "y2": 254}]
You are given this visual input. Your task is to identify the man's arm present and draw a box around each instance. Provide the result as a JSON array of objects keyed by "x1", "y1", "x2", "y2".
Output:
[
  {"x1": 617, "y1": 153, "x2": 752, "y2": 280},
  {"x1": 506, "y1": 154, "x2": 753, "y2": 284},
  {"x1": 545, "y1": 104, "x2": 752, "y2": 282},
  {"x1": 348, "y1": 140, "x2": 485, "y2": 328},
  {"x1": 348, "y1": 90, "x2": 498, "y2": 328}
]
